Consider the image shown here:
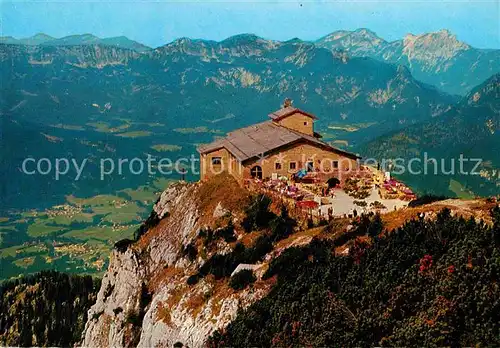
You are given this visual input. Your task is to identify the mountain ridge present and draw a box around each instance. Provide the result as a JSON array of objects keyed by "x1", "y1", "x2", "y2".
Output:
[
  {"x1": 0, "y1": 37, "x2": 463, "y2": 212},
  {"x1": 4, "y1": 29, "x2": 498, "y2": 95},
  {"x1": 0, "y1": 33, "x2": 151, "y2": 52},
  {"x1": 1, "y1": 40, "x2": 454, "y2": 127},
  {"x1": 359, "y1": 73, "x2": 500, "y2": 197},
  {"x1": 317, "y1": 28, "x2": 500, "y2": 95}
]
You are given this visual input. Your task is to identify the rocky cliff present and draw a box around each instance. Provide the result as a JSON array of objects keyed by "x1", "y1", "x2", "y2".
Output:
[
  {"x1": 80, "y1": 176, "x2": 276, "y2": 347},
  {"x1": 79, "y1": 173, "x2": 500, "y2": 347}
]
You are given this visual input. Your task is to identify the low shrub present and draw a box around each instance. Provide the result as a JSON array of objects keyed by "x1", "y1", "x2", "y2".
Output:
[
  {"x1": 187, "y1": 274, "x2": 201, "y2": 285},
  {"x1": 269, "y1": 206, "x2": 297, "y2": 242},
  {"x1": 182, "y1": 242, "x2": 198, "y2": 261},
  {"x1": 189, "y1": 235, "x2": 273, "y2": 285},
  {"x1": 263, "y1": 246, "x2": 307, "y2": 280},
  {"x1": 199, "y1": 222, "x2": 236, "y2": 249},
  {"x1": 125, "y1": 311, "x2": 141, "y2": 325},
  {"x1": 408, "y1": 194, "x2": 448, "y2": 207},
  {"x1": 134, "y1": 210, "x2": 161, "y2": 241},
  {"x1": 243, "y1": 235, "x2": 272, "y2": 263},
  {"x1": 92, "y1": 311, "x2": 103, "y2": 321},
  {"x1": 114, "y1": 238, "x2": 134, "y2": 253},
  {"x1": 115, "y1": 210, "x2": 162, "y2": 253},
  {"x1": 332, "y1": 214, "x2": 381, "y2": 247},
  {"x1": 229, "y1": 269, "x2": 256, "y2": 290},
  {"x1": 367, "y1": 213, "x2": 383, "y2": 237},
  {"x1": 215, "y1": 220, "x2": 237, "y2": 243},
  {"x1": 241, "y1": 194, "x2": 276, "y2": 232}
]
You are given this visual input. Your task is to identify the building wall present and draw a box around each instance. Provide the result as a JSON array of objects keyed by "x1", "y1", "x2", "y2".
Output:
[
  {"x1": 276, "y1": 112, "x2": 314, "y2": 135},
  {"x1": 242, "y1": 141, "x2": 358, "y2": 181},
  {"x1": 200, "y1": 148, "x2": 243, "y2": 181},
  {"x1": 200, "y1": 141, "x2": 359, "y2": 183}
]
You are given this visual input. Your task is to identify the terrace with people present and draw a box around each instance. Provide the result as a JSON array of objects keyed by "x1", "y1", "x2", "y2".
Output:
[{"x1": 244, "y1": 164, "x2": 415, "y2": 221}]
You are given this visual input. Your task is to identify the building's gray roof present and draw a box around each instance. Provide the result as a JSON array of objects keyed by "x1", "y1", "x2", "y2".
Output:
[
  {"x1": 197, "y1": 120, "x2": 360, "y2": 162},
  {"x1": 268, "y1": 106, "x2": 318, "y2": 121}
]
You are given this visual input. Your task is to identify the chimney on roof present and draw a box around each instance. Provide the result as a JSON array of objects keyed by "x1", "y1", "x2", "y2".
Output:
[{"x1": 282, "y1": 98, "x2": 293, "y2": 108}]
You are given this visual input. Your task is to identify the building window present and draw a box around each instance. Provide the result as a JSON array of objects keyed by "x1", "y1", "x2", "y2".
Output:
[
  {"x1": 289, "y1": 162, "x2": 297, "y2": 170},
  {"x1": 211, "y1": 157, "x2": 222, "y2": 165},
  {"x1": 304, "y1": 121, "x2": 308, "y2": 126},
  {"x1": 332, "y1": 160, "x2": 339, "y2": 169},
  {"x1": 275, "y1": 163, "x2": 282, "y2": 170},
  {"x1": 250, "y1": 165, "x2": 262, "y2": 179}
]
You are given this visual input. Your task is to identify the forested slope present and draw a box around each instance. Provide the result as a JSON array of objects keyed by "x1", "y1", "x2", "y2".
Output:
[
  {"x1": 210, "y1": 205, "x2": 500, "y2": 346},
  {"x1": 0, "y1": 271, "x2": 100, "y2": 347}
]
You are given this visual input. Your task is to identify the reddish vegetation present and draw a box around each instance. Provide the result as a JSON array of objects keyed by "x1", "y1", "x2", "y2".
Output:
[
  {"x1": 197, "y1": 172, "x2": 250, "y2": 224},
  {"x1": 419, "y1": 254, "x2": 433, "y2": 274},
  {"x1": 350, "y1": 238, "x2": 370, "y2": 264},
  {"x1": 184, "y1": 291, "x2": 207, "y2": 318},
  {"x1": 148, "y1": 267, "x2": 184, "y2": 293},
  {"x1": 156, "y1": 301, "x2": 172, "y2": 325},
  {"x1": 154, "y1": 286, "x2": 187, "y2": 325},
  {"x1": 122, "y1": 322, "x2": 137, "y2": 346},
  {"x1": 467, "y1": 255, "x2": 473, "y2": 269},
  {"x1": 239, "y1": 230, "x2": 264, "y2": 247}
]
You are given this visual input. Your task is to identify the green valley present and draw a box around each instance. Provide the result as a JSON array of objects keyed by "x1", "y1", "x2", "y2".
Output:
[{"x1": 0, "y1": 179, "x2": 173, "y2": 281}]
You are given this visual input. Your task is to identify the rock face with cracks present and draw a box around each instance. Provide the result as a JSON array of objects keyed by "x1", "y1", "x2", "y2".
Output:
[{"x1": 80, "y1": 176, "x2": 273, "y2": 347}]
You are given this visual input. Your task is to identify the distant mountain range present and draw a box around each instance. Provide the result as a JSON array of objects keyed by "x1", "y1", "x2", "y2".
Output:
[
  {"x1": 361, "y1": 74, "x2": 500, "y2": 197},
  {"x1": 3, "y1": 29, "x2": 499, "y2": 96},
  {"x1": 1, "y1": 35, "x2": 456, "y2": 209},
  {"x1": 0, "y1": 29, "x2": 498, "y2": 209},
  {"x1": 0, "y1": 33, "x2": 151, "y2": 52},
  {"x1": 1, "y1": 36, "x2": 455, "y2": 131},
  {"x1": 316, "y1": 28, "x2": 500, "y2": 96}
]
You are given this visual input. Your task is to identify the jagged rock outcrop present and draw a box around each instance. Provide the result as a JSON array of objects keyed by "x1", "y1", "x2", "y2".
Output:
[
  {"x1": 148, "y1": 182, "x2": 198, "y2": 270},
  {"x1": 80, "y1": 176, "x2": 274, "y2": 348},
  {"x1": 137, "y1": 275, "x2": 268, "y2": 347},
  {"x1": 82, "y1": 248, "x2": 146, "y2": 347}
]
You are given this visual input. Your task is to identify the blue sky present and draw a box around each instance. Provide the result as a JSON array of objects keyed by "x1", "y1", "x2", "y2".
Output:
[{"x1": 2, "y1": 0, "x2": 499, "y2": 49}]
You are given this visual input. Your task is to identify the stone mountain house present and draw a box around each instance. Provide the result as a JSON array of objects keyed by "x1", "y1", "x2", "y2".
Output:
[{"x1": 198, "y1": 100, "x2": 361, "y2": 182}]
